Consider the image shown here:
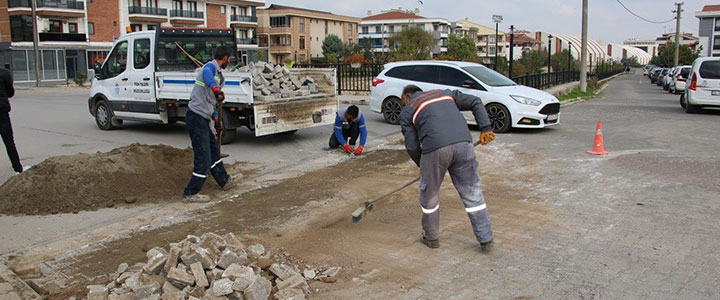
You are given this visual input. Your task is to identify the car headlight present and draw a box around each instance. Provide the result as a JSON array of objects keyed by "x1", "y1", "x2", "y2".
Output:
[{"x1": 510, "y1": 95, "x2": 542, "y2": 106}]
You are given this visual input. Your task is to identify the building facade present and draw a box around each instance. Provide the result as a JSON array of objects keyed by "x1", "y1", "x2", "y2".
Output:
[
  {"x1": 359, "y1": 9, "x2": 449, "y2": 56},
  {"x1": 696, "y1": 5, "x2": 720, "y2": 57},
  {"x1": 0, "y1": 0, "x2": 264, "y2": 85},
  {"x1": 256, "y1": 4, "x2": 359, "y2": 64},
  {"x1": 454, "y1": 18, "x2": 507, "y2": 62}
]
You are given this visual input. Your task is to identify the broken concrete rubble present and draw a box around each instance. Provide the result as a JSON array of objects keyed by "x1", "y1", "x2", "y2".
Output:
[
  {"x1": 248, "y1": 62, "x2": 322, "y2": 101},
  {"x1": 86, "y1": 232, "x2": 333, "y2": 300}
]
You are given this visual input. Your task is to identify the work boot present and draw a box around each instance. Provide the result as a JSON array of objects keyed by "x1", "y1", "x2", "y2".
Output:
[
  {"x1": 222, "y1": 176, "x2": 240, "y2": 191},
  {"x1": 421, "y1": 234, "x2": 439, "y2": 249},
  {"x1": 182, "y1": 193, "x2": 211, "y2": 203},
  {"x1": 480, "y1": 239, "x2": 494, "y2": 253}
]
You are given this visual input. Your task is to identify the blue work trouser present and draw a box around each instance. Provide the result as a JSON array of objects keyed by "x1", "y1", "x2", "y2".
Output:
[
  {"x1": 418, "y1": 142, "x2": 493, "y2": 244},
  {"x1": 0, "y1": 112, "x2": 22, "y2": 173},
  {"x1": 183, "y1": 110, "x2": 229, "y2": 196}
]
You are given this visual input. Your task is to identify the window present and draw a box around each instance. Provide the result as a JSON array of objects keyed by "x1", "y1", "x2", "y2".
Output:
[
  {"x1": 131, "y1": 24, "x2": 142, "y2": 32},
  {"x1": 104, "y1": 41, "x2": 128, "y2": 78},
  {"x1": 714, "y1": 35, "x2": 720, "y2": 50},
  {"x1": 299, "y1": 18, "x2": 305, "y2": 32},
  {"x1": 88, "y1": 22, "x2": 95, "y2": 35},
  {"x1": 10, "y1": 15, "x2": 33, "y2": 42},
  {"x1": 231, "y1": 7, "x2": 236, "y2": 16},
  {"x1": 385, "y1": 65, "x2": 437, "y2": 83},
  {"x1": 187, "y1": 1, "x2": 197, "y2": 11},
  {"x1": 489, "y1": 35, "x2": 496, "y2": 43},
  {"x1": 132, "y1": 0, "x2": 141, "y2": 6},
  {"x1": 436, "y1": 66, "x2": 474, "y2": 87},
  {"x1": 699, "y1": 61, "x2": 720, "y2": 79},
  {"x1": 375, "y1": 25, "x2": 381, "y2": 33},
  {"x1": 68, "y1": 23, "x2": 78, "y2": 34},
  {"x1": 147, "y1": 25, "x2": 155, "y2": 30},
  {"x1": 145, "y1": 0, "x2": 157, "y2": 8},
  {"x1": 716, "y1": 18, "x2": 720, "y2": 31},
  {"x1": 134, "y1": 39, "x2": 151, "y2": 69},
  {"x1": 489, "y1": 46, "x2": 496, "y2": 55},
  {"x1": 362, "y1": 26, "x2": 368, "y2": 34},
  {"x1": 348, "y1": 23, "x2": 352, "y2": 35},
  {"x1": 388, "y1": 25, "x2": 394, "y2": 33},
  {"x1": 462, "y1": 66, "x2": 516, "y2": 87},
  {"x1": 270, "y1": 16, "x2": 291, "y2": 28},
  {"x1": 221, "y1": 6, "x2": 225, "y2": 14},
  {"x1": 299, "y1": 36, "x2": 305, "y2": 49},
  {"x1": 49, "y1": 20, "x2": 63, "y2": 33},
  {"x1": 172, "y1": 0, "x2": 182, "y2": 10}
]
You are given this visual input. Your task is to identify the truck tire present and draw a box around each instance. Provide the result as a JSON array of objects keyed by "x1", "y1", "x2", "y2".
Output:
[
  {"x1": 220, "y1": 110, "x2": 236, "y2": 145},
  {"x1": 95, "y1": 100, "x2": 119, "y2": 130}
]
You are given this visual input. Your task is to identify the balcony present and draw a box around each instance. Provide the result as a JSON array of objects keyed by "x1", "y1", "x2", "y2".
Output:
[
  {"x1": 269, "y1": 44, "x2": 292, "y2": 53},
  {"x1": 237, "y1": 38, "x2": 258, "y2": 45},
  {"x1": 128, "y1": 6, "x2": 168, "y2": 22},
  {"x1": 39, "y1": 32, "x2": 86, "y2": 42},
  {"x1": 170, "y1": 10, "x2": 204, "y2": 25},
  {"x1": 9, "y1": 0, "x2": 85, "y2": 18},
  {"x1": 231, "y1": 15, "x2": 258, "y2": 24}
]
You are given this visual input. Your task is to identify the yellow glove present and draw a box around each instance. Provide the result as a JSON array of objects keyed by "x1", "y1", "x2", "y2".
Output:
[{"x1": 480, "y1": 131, "x2": 496, "y2": 145}]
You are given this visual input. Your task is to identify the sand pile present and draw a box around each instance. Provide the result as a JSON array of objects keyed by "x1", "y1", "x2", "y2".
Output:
[{"x1": 0, "y1": 144, "x2": 195, "y2": 215}]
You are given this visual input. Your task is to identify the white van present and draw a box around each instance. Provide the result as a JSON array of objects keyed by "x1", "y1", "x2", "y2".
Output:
[{"x1": 681, "y1": 57, "x2": 720, "y2": 113}]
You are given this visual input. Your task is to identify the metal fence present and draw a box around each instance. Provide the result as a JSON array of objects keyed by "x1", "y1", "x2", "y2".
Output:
[
  {"x1": 512, "y1": 71, "x2": 580, "y2": 90},
  {"x1": 295, "y1": 63, "x2": 384, "y2": 95}
]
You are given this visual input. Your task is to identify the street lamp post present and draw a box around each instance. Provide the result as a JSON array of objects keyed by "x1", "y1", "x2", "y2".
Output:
[
  {"x1": 492, "y1": 15, "x2": 502, "y2": 70},
  {"x1": 547, "y1": 34, "x2": 553, "y2": 73},
  {"x1": 568, "y1": 41, "x2": 572, "y2": 71},
  {"x1": 509, "y1": 25, "x2": 514, "y2": 77}
]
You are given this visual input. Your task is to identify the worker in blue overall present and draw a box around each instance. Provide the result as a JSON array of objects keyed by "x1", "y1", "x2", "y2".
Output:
[{"x1": 329, "y1": 105, "x2": 367, "y2": 156}]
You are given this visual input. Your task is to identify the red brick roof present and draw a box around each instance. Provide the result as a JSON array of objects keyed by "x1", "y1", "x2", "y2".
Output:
[
  {"x1": 362, "y1": 11, "x2": 425, "y2": 21},
  {"x1": 510, "y1": 34, "x2": 539, "y2": 43},
  {"x1": 702, "y1": 5, "x2": 720, "y2": 12}
]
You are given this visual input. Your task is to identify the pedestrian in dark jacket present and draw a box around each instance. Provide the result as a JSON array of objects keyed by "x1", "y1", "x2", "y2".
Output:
[
  {"x1": 399, "y1": 85, "x2": 496, "y2": 252},
  {"x1": 0, "y1": 67, "x2": 24, "y2": 174}
]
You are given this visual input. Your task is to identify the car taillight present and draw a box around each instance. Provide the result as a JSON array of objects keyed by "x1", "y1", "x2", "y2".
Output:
[
  {"x1": 689, "y1": 72, "x2": 697, "y2": 91},
  {"x1": 372, "y1": 78, "x2": 384, "y2": 87}
]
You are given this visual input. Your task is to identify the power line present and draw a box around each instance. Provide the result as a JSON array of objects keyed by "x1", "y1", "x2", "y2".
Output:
[{"x1": 616, "y1": 0, "x2": 676, "y2": 24}]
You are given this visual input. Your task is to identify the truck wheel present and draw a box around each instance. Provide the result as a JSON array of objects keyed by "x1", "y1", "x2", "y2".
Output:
[
  {"x1": 95, "y1": 100, "x2": 117, "y2": 130},
  {"x1": 220, "y1": 110, "x2": 236, "y2": 145}
]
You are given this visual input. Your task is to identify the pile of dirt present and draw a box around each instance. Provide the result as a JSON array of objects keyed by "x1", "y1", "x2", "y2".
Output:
[{"x1": 0, "y1": 144, "x2": 199, "y2": 215}]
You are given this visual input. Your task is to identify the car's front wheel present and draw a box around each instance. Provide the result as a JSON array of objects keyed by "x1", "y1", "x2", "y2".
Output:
[
  {"x1": 485, "y1": 103, "x2": 511, "y2": 133},
  {"x1": 382, "y1": 97, "x2": 403, "y2": 125}
]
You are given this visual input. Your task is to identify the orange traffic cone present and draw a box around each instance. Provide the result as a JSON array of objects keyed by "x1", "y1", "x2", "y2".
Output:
[{"x1": 587, "y1": 121, "x2": 609, "y2": 155}]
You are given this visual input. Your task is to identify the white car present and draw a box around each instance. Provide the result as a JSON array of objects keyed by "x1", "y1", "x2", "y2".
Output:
[
  {"x1": 681, "y1": 57, "x2": 720, "y2": 113},
  {"x1": 669, "y1": 65, "x2": 691, "y2": 94},
  {"x1": 643, "y1": 65, "x2": 655, "y2": 76},
  {"x1": 369, "y1": 61, "x2": 560, "y2": 132},
  {"x1": 663, "y1": 67, "x2": 676, "y2": 91}
]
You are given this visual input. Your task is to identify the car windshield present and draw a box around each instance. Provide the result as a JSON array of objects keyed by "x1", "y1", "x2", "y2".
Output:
[{"x1": 462, "y1": 66, "x2": 516, "y2": 87}]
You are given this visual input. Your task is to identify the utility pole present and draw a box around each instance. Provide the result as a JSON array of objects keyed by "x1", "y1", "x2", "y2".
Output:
[
  {"x1": 31, "y1": 0, "x2": 41, "y2": 87},
  {"x1": 579, "y1": 0, "x2": 589, "y2": 92},
  {"x1": 492, "y1": 15, "x2": 502, "y2": 70},
  {"x1": 673, "y1": 2, "x2": 683, "y2": 67}
]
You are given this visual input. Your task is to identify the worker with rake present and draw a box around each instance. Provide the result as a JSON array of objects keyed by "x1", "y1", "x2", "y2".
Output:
[{"x1": 400, "y1": 85, "x2": 496, "y2": 252}]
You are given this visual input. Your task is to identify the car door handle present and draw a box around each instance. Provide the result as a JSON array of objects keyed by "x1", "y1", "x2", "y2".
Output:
[
  {"x1": 122, "y1": 78, "x2": 129, "y2": 81},
  {"x1": 143, "y1": 77, "x2": 150, "y2": 81}
]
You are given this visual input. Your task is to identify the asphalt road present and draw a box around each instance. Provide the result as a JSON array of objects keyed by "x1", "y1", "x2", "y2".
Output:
[{"x1": 0, "y1": 88, "x2": 400, "y2": 183}]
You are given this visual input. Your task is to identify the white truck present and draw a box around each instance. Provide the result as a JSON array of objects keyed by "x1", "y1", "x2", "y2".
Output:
[{"x1": 88, "y1": 27, "x2": 338, "y2": 144}]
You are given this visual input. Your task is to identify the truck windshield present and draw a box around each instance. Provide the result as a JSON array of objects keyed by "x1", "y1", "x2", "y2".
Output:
[
  {"x1": 156, "y1": 40, "x2": 237, "y2": 71},
  {"x1": 462, "y1": 66, "x2": 516, "y2": 87}
]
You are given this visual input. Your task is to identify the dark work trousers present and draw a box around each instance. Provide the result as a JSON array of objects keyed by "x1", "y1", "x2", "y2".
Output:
[
  {"x1": 183, "y1": 110, "x2": 229, "y2": 196},
  {"x1": 328, "y1": 122, "x2": 359, "y2": 148},
  {"x1": 0, "y1": 112, "x2": 22, "y2": 172},
  {"x1": 418, "y1": 142, "x2": 493, "y2": 243}
]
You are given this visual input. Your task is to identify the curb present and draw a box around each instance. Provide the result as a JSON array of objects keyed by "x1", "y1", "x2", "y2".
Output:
[
  {"x1": 0, "y1": 262, "x2": 42, "y2": 300},
  {"x1": 559, "y1": 73, "x2": 622, "y2": 108}
]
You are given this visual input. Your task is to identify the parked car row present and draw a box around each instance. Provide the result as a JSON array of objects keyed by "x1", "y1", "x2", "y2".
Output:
[
  {"x1": 649, "y1": 58, "x2": 720, "y2": 113},
  {"x1": 370, "y1": 61, "x2": 560, "y2": 133}
]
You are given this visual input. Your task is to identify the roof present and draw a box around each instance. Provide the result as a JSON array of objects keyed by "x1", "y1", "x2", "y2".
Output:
[
  {"x1": 702, "y1": 5, "x2": 720, "y2": 12},
  {"x1": 263, "y1": 4, "x2": 333, "y2": 15},
  {"x1": 511, "y1": 34, "x2": 540, "y2": 43},
  {"x1": 363, "y1": 11, "x2": 425, "y2": 21},
  {"x1": 455, "y1": 19, "x2": 504, "y2": 35}
]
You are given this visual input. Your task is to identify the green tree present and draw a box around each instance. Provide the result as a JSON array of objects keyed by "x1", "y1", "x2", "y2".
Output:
[
  {"x1": 550, "y1": 49, "x2": 578, "y2": 71},
  {"x1": 620, "y1": 56, "x2": 641, "y2": 68},
  {"x1": 515, "y1": 50, "x2": 547, "y2": 75},
  {"x1": 322, "y1": 34, "x2": 344, "y2": 62},
  {"x1": 447, "y1": 34, "x2": 477, "y2": 61},
  {"x1": 653, "y1": 41, "x2": 701, "y2": 67},
  {"x1": 388, "y1": 26, "x2": 435, "y2": 61}
]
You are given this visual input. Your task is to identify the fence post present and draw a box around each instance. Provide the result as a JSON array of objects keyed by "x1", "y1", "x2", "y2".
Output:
[{"x1": 337, "y1": 64, "x2": 342, "y2": 95}]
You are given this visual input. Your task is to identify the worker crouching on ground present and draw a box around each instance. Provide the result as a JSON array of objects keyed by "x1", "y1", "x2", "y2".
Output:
[
  {"x1": 182, "y1": 46, "x2": 239, "y2": 203},
  {"x1": 399, "y1": 85, "x2": 496, "y2": 253},
  {"x1": 329, "y1": 105, "x2": 367, "y2": 156}
]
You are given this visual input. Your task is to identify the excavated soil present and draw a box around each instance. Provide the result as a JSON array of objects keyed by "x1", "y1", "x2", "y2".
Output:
[{"x1": 0, "y1": 144, "x2": 244, "y2": 216}]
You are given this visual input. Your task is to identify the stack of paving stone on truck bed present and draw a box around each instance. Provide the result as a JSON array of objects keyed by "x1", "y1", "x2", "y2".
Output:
[{"x1": 238, "y1": 62, "x2": 321, "y2": 102}]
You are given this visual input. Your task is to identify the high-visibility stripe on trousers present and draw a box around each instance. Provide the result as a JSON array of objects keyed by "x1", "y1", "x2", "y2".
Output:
[{"x1": 183, "y1": 110, "x2": 230, "y2": 196}]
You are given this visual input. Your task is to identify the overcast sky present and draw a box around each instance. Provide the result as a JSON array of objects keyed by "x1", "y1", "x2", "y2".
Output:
[{"x1": 267, "y1": 0, "x2": 708, "y2": 44}]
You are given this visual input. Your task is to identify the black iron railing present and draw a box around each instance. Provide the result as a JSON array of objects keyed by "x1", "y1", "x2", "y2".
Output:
[
  {"x1": 237, "y1": 38, "x2": 258, "y2": 45},
  {"x1": 512, "y1": 70, "x2": 580, "y2": 90},
  {"x1": 129, "y1": 6, "x2": 168, "y2": 16},
  {"x1": 231, "y1": 15, "x2": 258, "y2": 23},
  {"x1": 170, "y1": 10, "x2": 203, "y2": 19},
  {"x1": 9, "y1": 0, "x2": 84, "y2": 9}
]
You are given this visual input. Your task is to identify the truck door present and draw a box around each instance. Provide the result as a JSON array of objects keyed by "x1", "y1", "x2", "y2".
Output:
[
  {"x1": 128, "y1": 37, "x2": 157, "y2": 115},
  {"x1": 100, "y1": 40, "x2": 131, "y2": 104}
]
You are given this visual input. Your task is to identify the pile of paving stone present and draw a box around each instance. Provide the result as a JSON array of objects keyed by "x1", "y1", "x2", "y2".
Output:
[
  {"x1": 236, "y1": 62, "x2": 320, "y2": 102},
  {"x1": 85, "y1": 232, "x2": 341, "y2": 300}
]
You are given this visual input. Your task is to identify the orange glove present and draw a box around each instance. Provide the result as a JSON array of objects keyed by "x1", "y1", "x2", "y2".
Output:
[
  {"x1": 354, "y1": 146, "x2": 364, "y2": 156},
  {"x1": 480, "y1": 131, "x2": 495, "y2": 145},
  {"x1": 343, "y1": 144, "x2": 353, "y2": 154}
]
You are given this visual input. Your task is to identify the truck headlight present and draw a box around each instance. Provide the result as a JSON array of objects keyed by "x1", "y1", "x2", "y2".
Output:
[{"x1": 510, "y1": 95, "x2": 542, "y2": 106}]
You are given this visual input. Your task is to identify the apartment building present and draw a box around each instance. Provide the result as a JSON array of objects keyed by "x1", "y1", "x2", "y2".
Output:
[
  {"x1": 696, "y1": 5, "x2": 720, "y2": 57},
  {"x1": 256, "y1": 4, "x2": 360, "y2": 64},
  {"x1": 359, "y1": 9, "x2": 449, "y2": 56},
  {"x1": 454, "y1": 18, "x2": 507, "y2": 62},
  {"x1": 0, "y1": 0, "x2": 264, "y2": 85}
]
